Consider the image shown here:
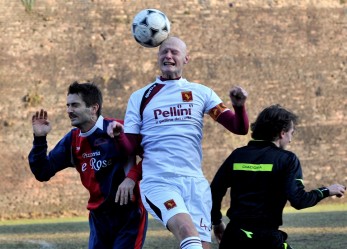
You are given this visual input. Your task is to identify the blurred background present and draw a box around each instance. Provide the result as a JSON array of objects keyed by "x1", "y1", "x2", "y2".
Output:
[{"x1": 0, "y1": 0, "x2": 346, "y2": 220}]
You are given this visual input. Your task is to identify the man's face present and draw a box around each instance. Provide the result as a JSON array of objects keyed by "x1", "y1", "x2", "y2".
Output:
[
  {"x1": 158, "y1": 37, "x2": 188, "y2": 79},
  {"x1": 66, "y1": 93, "x2": 95, "y2": 132},
  {"x1": 279, "y1": 122, "x2": 295, "y2": 149}
]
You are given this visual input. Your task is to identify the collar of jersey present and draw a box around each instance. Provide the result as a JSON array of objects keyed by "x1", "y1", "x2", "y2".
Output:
[
  {"x1": 160, "y1": 76, "x2": 181, "y2": 81},
  {"x1": 79, "y1": 115, "x2": 104, "y2": 137}
]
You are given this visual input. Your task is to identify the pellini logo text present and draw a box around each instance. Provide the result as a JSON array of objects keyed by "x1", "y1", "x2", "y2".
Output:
[{"x1": 153, "y1": 104, "x2": 193, "y2": 119}]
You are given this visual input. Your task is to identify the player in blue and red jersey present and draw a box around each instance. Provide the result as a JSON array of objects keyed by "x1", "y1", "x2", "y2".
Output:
[{"x1": 28, "y1": 81, "x2": 147, "y2": 249}]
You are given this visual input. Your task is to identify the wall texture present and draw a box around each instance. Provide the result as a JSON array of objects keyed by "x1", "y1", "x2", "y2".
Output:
[{"x1": 0, "y1": 0, "x2": 346, "y2": 219}]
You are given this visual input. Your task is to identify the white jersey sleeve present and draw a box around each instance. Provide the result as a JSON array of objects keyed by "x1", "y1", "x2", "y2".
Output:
[{"x1": 124, "y1": 87, "x2": 147, "y2": 134}]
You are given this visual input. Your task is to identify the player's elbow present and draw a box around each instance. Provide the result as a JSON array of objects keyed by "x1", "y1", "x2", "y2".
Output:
[
  {"x1": 290, "y1": 200, "x2": 309, "y2": 210},
  {"x1": 237, "y1": 129, "x2": 248, "y2": 135},
  {"x1": 34, "y1": 174, "x2": 51, "y2": 182},
  {"x1": 233, "y1": 128, "x2": 249, "y2": 135},
  {"x1": 31, "y1": 169, "x2": 52, "y2": 182}
]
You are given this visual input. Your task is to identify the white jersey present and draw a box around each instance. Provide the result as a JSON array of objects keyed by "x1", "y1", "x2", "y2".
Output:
[{"x1": 124, "y1": 77, "x2": 224, "y2": 178}]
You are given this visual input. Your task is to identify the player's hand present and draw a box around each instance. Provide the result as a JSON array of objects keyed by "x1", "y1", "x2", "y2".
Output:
[
  {"x1": 32, "y1": 109, "x2": 52, "y2": 136},
  {"x1": 213, "y1": 221, "x2": 226, "y2": 244},
  {"x1": 327, "y1": 184, "x2": 346, "y2": 198},
  {"x1": 107, "y1": 121, "x2": 124, "y2": 138},
  {"x1": 230, "y1": 86, "x2": 248, "y2": 107},
  {"x1": 115, "y1": 177, "x2": 135, "y2": 205}
]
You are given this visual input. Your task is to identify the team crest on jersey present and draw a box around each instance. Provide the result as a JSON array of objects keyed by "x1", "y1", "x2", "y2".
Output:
[
  {"x1": 94, "y1": 138, "x2": 108, "y2": 146},
  {"x1": 164, "y1": 199, "x2": 177, "y2": 210},
  {"x1": 209, "y1": 103, "x2": 227, "y2": 120},
  {"x1": 181, "y1": 91, "x2": 193, "y2": 102}
]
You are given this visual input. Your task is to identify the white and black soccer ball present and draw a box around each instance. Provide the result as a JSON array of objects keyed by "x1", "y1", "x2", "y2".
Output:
[{"x1": 131, "y1": 9, "x2": 170, "y2": 48}]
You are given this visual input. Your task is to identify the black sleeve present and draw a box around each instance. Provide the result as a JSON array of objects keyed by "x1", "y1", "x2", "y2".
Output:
[
  {"x1": 210, "y1": 154, "x2": 233, "y2": 225},
  {"x1": 285, "y1": 154, "x2": 326, "y2": 210}
]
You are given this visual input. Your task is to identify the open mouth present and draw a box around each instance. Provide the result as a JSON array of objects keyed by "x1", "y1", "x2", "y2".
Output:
[{"x1": 163, "y1": 62, "x2": 175, "y2": 66}]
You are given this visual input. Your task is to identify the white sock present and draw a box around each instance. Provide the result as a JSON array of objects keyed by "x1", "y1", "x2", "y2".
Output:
[{"x1": 180, "y1": 236, "x2": 203, "y2": 249}]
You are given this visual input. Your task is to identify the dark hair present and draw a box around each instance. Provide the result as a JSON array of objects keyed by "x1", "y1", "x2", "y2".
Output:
[
  {"x1": 251, "y1": 104, "x2": 298, "y2": 141},
  {"x1": 67, "y1": 81, "x2": 103, "y2": 116}
]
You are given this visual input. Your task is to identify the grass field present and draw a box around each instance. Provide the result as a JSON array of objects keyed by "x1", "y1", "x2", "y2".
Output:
[{"x1": 0, "y1": 204, "x2": 346, "y2": 249}]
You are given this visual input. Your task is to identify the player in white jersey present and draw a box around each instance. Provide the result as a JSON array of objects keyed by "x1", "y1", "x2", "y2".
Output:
[
  {"x1": 108, "y1": 37, "x2": 249, "y2": 249},
  {"x1": 126, "y1": 77, "x2": 225, "y2": 178}
]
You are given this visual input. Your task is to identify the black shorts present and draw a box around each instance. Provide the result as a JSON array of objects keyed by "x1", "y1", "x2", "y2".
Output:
[{"x1": 219, "y1": 223, "x2": 293, "y2": 249}]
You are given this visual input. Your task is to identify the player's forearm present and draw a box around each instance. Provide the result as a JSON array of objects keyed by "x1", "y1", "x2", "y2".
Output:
[
  {"x1": 217, "y1": 106, "x2": 249, "y2": 135},
  {"x1": 116, "y1": 132, "x2": 136, "y2": 155},
  {"x1": 287, "y1": 181, "x2": 326, "y2": 210},
  {"x1": 126, "y1": 160, "x2": 142, "y2": 182},
  {"x1": 28, "y1": 136, "x2": 54, "y2": 181},
  {"x1": 210, "y1": 168, "x2": 229, "y2": 225},
  {"x1": 210, "y1": 199, "x2": 223, "y2": 225}
]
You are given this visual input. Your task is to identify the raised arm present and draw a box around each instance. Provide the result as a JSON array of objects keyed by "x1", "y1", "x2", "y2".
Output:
[
  {"x1": 215, "y1": 86, "x2": 249, "y2": 135},
  {"x1": 29, "y1": 109, "x2": 71, "y2": 181},
  {"x1": 107, "y1": 121, "x2": 141, "y2": 155}
]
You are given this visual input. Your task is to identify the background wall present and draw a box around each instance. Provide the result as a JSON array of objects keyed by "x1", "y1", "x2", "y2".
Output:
[{"x1": 0, "y1": 0, "x2": 346, "y2": 219}]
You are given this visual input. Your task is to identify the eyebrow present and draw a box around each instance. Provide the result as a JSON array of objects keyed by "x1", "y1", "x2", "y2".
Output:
[{"x1": 66, "y1": 102, "x2": 80, "y2": 106}]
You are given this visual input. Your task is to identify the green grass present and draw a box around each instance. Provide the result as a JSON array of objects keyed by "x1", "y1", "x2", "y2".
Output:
[
  {"x1": 0, "y1": 204, "x2": 346, "y2": 249},
  {"x1": 283, "y1": 203, "x2": 347, "y2": 213}
]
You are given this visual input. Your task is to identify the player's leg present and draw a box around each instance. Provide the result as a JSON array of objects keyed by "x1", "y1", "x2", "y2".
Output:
[
  {"x1": 202, "y1": 241, "x2": 211, "y2": 249},
  {"x1": 169, "y1": 177, "x2": 212, "y2": 249},
  {"x1": 140, "y1": 177, "x2": 204, "y2": 249},
  {"x1": 111, "y1": 202, "x2": 148, "y2": 249},
  {"x1": 132, "y1": 184, "x2": 149, "y2": 249},
  {"x1": 186, "y1": 177, "x2": 212, "y2": 249},
  {"x1": 134, "y1": 196, "x2": 149, "y2": 249},
  {"x1": 167, "y1": 213, "x2": 204, "y2": 249},
  {"x1": 88, "y1": 211, "x2": 111, "y2": 249},
  {"x1": 218, "y1": 227, "x2": 240, "y2": 249},
  {"x1": 201, "y1": 241, "x2": 211, "y2": 249}
]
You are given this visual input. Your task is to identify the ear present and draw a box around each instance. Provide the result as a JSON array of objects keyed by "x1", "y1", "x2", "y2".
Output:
[
  {"x1": 184, "y1": 54, "x2": 189, "y2": 64},
  {"x1": 90, "y1": 103, "x2": 99, "y2": 115},
  {"x1": 279, "y1": 130, "x2": 286, "y2": 139}
]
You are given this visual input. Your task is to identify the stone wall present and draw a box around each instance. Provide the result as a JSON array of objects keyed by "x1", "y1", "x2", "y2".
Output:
[{"x1": 0, "y1": 0, "x2": 346, "y2": 219}]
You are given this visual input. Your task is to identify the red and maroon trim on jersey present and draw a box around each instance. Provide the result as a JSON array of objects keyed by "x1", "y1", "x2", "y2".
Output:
[
  {"x1": 209, "y1": 103, "x2": 228, "y2": 120},
  {"x1": 140, "y1": 82, "x2": 165, "y2": 121}
]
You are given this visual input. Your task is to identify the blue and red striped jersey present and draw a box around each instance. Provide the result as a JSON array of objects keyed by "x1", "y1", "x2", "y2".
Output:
[{"x1": 29, "y1": 116, "x2": 136, "y2": 210}]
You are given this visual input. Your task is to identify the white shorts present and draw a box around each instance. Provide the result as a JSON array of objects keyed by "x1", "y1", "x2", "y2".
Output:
[{"x1": 140, "y1": 176, "x2": 212, "y2": 242}]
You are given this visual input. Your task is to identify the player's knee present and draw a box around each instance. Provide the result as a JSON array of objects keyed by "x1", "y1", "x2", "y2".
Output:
[
  {"x1": 178, "y1": 220, "x2": 197, "y2": 236},
  {"x1": 168, "y1": 215, "x2": 197, "y2": 238}
]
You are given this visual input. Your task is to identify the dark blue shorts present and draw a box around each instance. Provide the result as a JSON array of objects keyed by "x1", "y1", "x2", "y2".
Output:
[{"x1": 88, "y1": 202, "x2": 148, "y2": 249}]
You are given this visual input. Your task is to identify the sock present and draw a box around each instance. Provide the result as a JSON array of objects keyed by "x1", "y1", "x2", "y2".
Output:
[{"x1": 180, "y1": 236, "x2": 203, "y2": 249}]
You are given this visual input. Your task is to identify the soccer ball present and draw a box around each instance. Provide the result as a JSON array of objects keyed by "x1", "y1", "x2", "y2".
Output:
[{"x1": 131, "y1": 9, "x2": 170, "y2": 48}]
